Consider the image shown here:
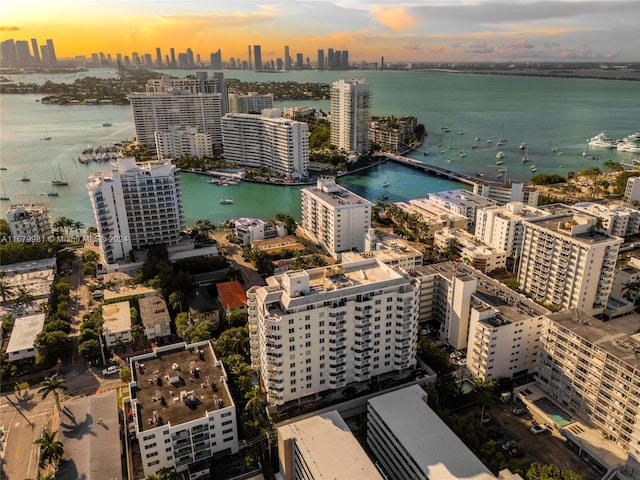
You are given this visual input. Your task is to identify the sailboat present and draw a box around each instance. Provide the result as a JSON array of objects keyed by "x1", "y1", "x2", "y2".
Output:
[
  {"x1": 51, "y1": 165, "x2": 69, "y2": 186},
  {"x1": 0, "y1": 181, "x2": 9, "y2": 201}
]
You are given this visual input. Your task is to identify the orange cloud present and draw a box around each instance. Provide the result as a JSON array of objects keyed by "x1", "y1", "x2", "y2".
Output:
[{"x1": 371, "y1": 6, "x2": 421, "y2": 32}]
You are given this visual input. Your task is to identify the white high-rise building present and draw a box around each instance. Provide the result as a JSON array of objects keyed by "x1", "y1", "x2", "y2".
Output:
[
  {"x1": 518, "y1": 213, "x2": 622, "y2": 315},
  {"x1": 247, "y1": 258, "x2": 420, "y2": 406},
  {"x1": 475, "y1": 202, "x2": 550, "y2": 257},
  {"x1": 128, "y1": 90, "x2": 223, "y2": 149},
  {"x1": 330, "y1": 78, "x2": 371, "y2": 153},
  {"x1": 571, "y1": 202, "x2": 640, "y2": 238},
  {"x1": 473, "y1": 182, "x2": 540, "y2": 206},
  {"x1": 128, "y1": 341, "x2": 239, "y2": 478},
  {"x1": 300, "y1": 177, "x2": 372, "y2": 259},
  {"x1": 222, "y1": 109, "x2": 309, "y2": 179},
  {"x1": 625, "y1": 176, "x2": 640, "y2": 207},
  {"x1": 145, "y1": 71, "x2": 228, "y2": 114},
  {"x1": 87, "y1": 157, "x2": 186, "y2": 264},
  {"x1": 154, "y1": 126, "x2": 213, "y2": 160},
  {"x1": 6, "y1": 204, "x2": 52, "y2": 241}
]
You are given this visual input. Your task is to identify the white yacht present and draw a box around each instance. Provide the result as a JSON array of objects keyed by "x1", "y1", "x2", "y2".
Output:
[
  {"x1": 496, "y1": 151, "x2": 505, "y2": 160},
  {"x1": 588, "y1": 132, "x2": 616, "y2": 149}
]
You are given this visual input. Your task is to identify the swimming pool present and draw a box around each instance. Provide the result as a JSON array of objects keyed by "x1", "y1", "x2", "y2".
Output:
[
  {"x1": 457, "y1": 379, "x2": 475, "y2": 394},
  {"x1": 533, "y1": 397, "x2": 574, "y2": 426}
]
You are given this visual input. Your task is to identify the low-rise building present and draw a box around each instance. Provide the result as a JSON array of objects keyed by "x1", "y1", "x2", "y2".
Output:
[
  {"x1": 233, "y1": 217, "x2": 286, "y2": 246},
  {"x1": 367, "y1": 385, "x2": 497, "y2": 480},
  {"x1": 473, "y1": 182, "x2": 539, "y2": 206},
  {"x1": 6, "y1": 204, "x2": 52, "y2": 241},
  {"x1": 128, "y1": 341, "x2": 238, "y2": 477},
  {"x1": 216, "y1": 280, "x2": 247, "y2": 317},
  {"x1": 139, "y1": 295, "x2": 172, "y2": 340},
  {"x1": 427, "y1": 190, "x2": 498, "y2": 232},
  {"x1": 6, "y1": 313, "x2": 45, "y2": 361},
  {"x1": 102, "y1": 300, "x2": 132, "y2": 347},
  {"x1": 395, "y1": 199, "x2": 468, "y2": 238},
  {"x1": 277, "y1": 410, "x2": 384, "y2": 480},
  {"x1": 434, "y1": 227, "x2": 507, "y2": 273},
  {"x1": 342, "y1": 229, "x2": 423, "y2": 270},
  {"x1": 228, "y1": 92, "x2": 274, "y2": 114},
  {"x1": 612, "y1": 250, "x2": 640, "y2": 304}
]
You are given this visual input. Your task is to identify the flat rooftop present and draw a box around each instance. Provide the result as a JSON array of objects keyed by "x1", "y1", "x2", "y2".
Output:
[
  {"x1": 102, "y1": 300, "x2": 131, "y2": 334},
  {"x1": 415, "y1": 261, "x2": 549, "y2": 319},
  {"x1": 138, "y1": 295, "x2": 171, "y2": 328},
  {"x1": 302, "y1": 180, "x2": 372, "y2": 209},
  {"x1": 103, "y1": 285, "x2": 158, "y2": 302},
  {"x1": 6, "y1": 313, "x2": 45, "y2": 354},
  {"x1": 544, "y1": 308, "x2": 640, "y2": 368},
  {"x1": 278, "y1": 410, "x2": 384, "y2": 480},
  {"x1": 131, "y1": 342, "x2": 232, "y2": 431},
  {"x1": 525, "y1": 213, "x2": 621, "y2": 244},
  {"x1": 57, "y1": 390, "x2": 122, "y2": 480},
  {"x1": 368, "y1": 385, "x2": 495, "y2": 480},
  {"x1": 428, "y1": 189, "x2": 497, "y2": 208}
]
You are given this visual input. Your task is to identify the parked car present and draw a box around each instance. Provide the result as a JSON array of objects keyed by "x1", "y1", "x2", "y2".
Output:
[
  {"x1": 501, "y1": 440, "x2": 517, "y2": 451},
  {"x1": 508, "y1": 445, "x2": 525, "y2": 458},
  {"x1": 530, "y1": 424, "x2": 548, "y2": 435},
  {"x1": 512, "y1": 407, "x2": 527, "y2": 416},
  {"x1": 102, "y1": 365, "x2": 121, "y2": 376}
]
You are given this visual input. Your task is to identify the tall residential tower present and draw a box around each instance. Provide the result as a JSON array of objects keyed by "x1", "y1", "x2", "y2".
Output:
[{"x1": 330, "y1": 78, "x2": 371, "y2": 153}]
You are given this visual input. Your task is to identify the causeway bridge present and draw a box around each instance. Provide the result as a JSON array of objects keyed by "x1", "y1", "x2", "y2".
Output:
[{"x1": 382, "y1": 153, "x2": 501, "y2": 186}]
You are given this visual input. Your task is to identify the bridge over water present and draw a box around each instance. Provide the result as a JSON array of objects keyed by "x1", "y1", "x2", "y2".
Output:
[{"x1": 382, "y1": 153, "x2": 502, "y2": 186}]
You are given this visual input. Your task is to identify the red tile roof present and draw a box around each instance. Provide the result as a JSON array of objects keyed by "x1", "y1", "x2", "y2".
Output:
[{"x1": 217, "y1": 280, "x2": 248, "y2": 310}]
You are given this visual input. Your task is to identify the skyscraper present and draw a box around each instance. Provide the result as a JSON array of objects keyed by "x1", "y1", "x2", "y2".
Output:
[
  {"x1": 87, "y1": 157, "x2": 186, "y2": 264},
  {"x1": 253, "y1": 45, "x2": 262, "y2": 71},
  {"x1": 210, "y1": 49, "x2": 222, "y2": 69},
  {"x1": 284, "y1": 45, "x2": 290, "y2": 70},
  {"x1": 247, "y1": 45, "x2": 252, "y2": 70},
  {"x1": 317, "y1": 49, "x2": 325, "y2": 70},
  {"x1": 45, "y1": 39, "x2": 57, "y2": 64},
  {"x1": 295, "y1": 53, "x2": 303, "y2": 70},
  {"x1": 170, "y1": 48, "x2": 176, "y2": 67},
  {"x1": 327, "y1": 48, "x2": 334, "y2": 70},
  {"x1": 330, "y1": 78, "x2": 371, "y2": 153},
  {"x1": 334, "y1": 51, "x2": 342, "y2": 69},
  {"x1": 31, "y1": 38, "x2": 41, "y2": 64},
  {"x1": 155, "y1": 47, "x2": 162, "y2": 66},
  {"x1": 342, "y1": 50, "x2": 349, "y2": 69},
  {"x1": 15, "y1": 41, "x2": 32, "y2": 66}
]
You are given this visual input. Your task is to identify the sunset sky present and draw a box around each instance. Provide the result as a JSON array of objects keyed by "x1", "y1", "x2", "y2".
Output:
[{"x1": 2, "y1": 0, "x2": 639, "y2": 63}]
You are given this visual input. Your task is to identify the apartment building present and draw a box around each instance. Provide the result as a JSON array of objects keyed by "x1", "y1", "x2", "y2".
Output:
[
  {"x1": 411, "y1": 262, "x2": 548, "y2": 361},
  {"x1": 232, "y1": 217, "x2": 286, "y2": 246},
  {"x1": 475, "y1": 202, "x2": 550, "y2": 257},
  {"x1": 228, "y1": 92, "x2": 274, "y2": 114},
  {"x1": 6, "y1": 313, "x2": 45, "y2": 361},
  {"x1": 612, "y1": 249, "x2": 640, "y2": 303},
  {"x1": 518, "y1": 213, "x2": 622, "y2": 315},
  {"x1": 154, "y1": 126, "x2": 213, "y2": 160},
  {"x1": 427, "y1": 190, "x2": 497, "y2": 232},
  {"x1": 342, "y1": 229, "x2": 423, "y2": 270},
  {"x1": 145, "y1": 71, "x2": 228, "y2": 114},
  {"x1": 330, "y1": 78, "x2": 371, "y2": 153},
  {"x1": 368, "y1": 116, "x2": 417, "y2": 154},
  {"x1": 221, "y1": 109, "x2": 309, "y2": 180},
  {"x1": 102, "y1": 301, "x2": 132, "y2": 347},
  {"x1": 139, "y1": 295, "x2": 172, "y2": 340},
  {"x1": 277, "y1": 410, "x2": 384, "y2": 480},
  {"x1": 434, "y1": 227, "x2": 507, "y2": 273},
  {"x1": 473, "y1": 182, "x2": 540, "y2": 206},
  {"x1": 128, "y1": 341, "x2": 238, "y2": 478},
  {"x1": 87, "y1": 157, "x2": 186, "y2": 264},
  {"x1": 571, "y1": 202, "x2": 640, "y2": 238},
  {"x1": 128, "y1": 90, "x2": 223, "y2": 149},
  {"x1": 300, "y1": 176, "x2": 372, "y2": 259},
  {"x1": 6, "y1": 204, "x2": 52, "y2": 241},
  {"x1": 395, "y1": 198, "x2": 468, "y2": 238},
  {"x1": 624, "y1": 177, "x2": 640, "y2": 208},
  {"x1": 281, "y1": 106, "x2": 316, "y2": 121},
  {"x1": 536, "y1": 309, "x2": 640, "y2": 452},
  {"x1": 247, "y1": 257, "x2": 420, "y2": 406},
  {"x1": 367, "y1": 385, "x2": 497, "y2": 480}
]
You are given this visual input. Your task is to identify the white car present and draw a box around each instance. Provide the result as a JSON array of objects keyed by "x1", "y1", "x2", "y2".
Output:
[
  {"x1": 530, "y1": 424, "x2": 548, "y2": 435},
  {"x1": 102, "y1": 366, "x2": 121, "y2": 376}
]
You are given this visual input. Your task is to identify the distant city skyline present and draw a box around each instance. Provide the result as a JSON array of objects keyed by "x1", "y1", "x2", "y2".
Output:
[{"x1": 2, "y1": 1, "x2": 639, "y2": 63}]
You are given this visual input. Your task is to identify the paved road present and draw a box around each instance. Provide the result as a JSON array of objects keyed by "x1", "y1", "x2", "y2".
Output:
[
  {"x1": 213, "y1": 232, "x2": 266, "y2": 289},
  {"x1": 0, "y1": 389, "x2": 55, "y2": 480}
]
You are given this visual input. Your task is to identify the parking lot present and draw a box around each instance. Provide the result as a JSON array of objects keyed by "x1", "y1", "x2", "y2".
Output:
[{"x1": 482, "y1": 403, "x2": 601, "y2": 480}]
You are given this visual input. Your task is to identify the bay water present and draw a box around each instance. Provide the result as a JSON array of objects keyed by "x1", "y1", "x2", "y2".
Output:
[{"x1": 1, "y1": 69, "x2": 638, "y2": 227}]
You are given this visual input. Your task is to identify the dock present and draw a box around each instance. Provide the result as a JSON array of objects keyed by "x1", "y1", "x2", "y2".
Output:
[{"x1": 382, "y1": 153, "x2": 501, "y2": 186}]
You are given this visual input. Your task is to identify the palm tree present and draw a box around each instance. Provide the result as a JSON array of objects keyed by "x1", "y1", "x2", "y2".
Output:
[
  {"x1": 33, "y1": 430, "x2": 64, "y2": 467},
  {"x1": 13, "y1": 285, "x2": 34, "y2": 305},
  {"x1": 38, "y1": 374, "x2": 68, "y2": 413},
  {"x1": 244, "y1": 386, "x2": 264, "y2": 418},
  {"x1": 0, "y1": 271, "x2": 16, "y2": 304}
]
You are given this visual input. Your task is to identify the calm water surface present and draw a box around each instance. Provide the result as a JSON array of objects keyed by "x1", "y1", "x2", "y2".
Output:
[{"x1": 1, "y1": 69, "x2": 638, "y2": 226}]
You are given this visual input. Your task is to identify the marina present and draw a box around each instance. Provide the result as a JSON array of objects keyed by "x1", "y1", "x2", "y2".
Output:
[{"x1": 1, "y1": 69, "x2": 639, "y2": 226}]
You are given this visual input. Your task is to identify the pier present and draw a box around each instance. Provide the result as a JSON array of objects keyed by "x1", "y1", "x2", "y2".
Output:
[{"x1": 382, "y1": 153, "x2": 501, "y2": 186}]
